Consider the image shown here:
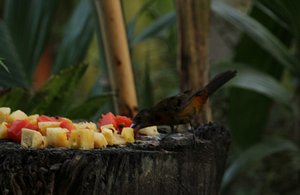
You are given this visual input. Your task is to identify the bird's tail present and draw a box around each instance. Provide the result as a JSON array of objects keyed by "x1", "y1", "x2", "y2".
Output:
[{"x1": 204, "y1": 70, "x2": 237, "y2": 96}]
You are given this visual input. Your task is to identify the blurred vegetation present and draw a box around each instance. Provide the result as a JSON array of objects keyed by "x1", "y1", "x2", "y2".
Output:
[{"x1": 0, "y1": 0, "x2": 300, "y2": 194}]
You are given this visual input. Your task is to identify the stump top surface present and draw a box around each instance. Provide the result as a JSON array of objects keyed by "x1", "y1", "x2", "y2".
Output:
[
  {"x1": 0, "y1": 123, "x2": 230, "y2": 153},
  {"x1": 0, "y1": 123, "x2": 230, "y2": 195}
]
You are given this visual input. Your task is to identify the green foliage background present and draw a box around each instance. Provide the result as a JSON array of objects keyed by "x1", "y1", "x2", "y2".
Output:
[{"x1": 0, "y1": 0, "x2": 300, "y2": 194}]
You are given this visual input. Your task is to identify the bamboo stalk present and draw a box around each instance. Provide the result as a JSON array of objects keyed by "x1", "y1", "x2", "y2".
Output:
[
  {"x1": 94, "y1": 0, "x2": 138, "y2": 117},
  {"x1": 176, "y1": 0, "x2": 211, "y2": 122}
]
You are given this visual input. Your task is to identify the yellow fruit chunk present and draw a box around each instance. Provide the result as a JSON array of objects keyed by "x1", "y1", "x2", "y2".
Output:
[
  {"x1": 100, "y1": 124, "x2": 117, "y2": 134},
  {"x1": 46, "y1": 127, "x2": 69, "y2": 148},
  {"x1": 27, "y1": 114, "x2": 39, "y2": 125},
  {"x1": 139, "y1": 126, "x2": 159, "y2": 136},
  {"x1": 100, "y1": 124, "x2": 114, "y2": 129},
  {"x1": 38, "y1": 121, "x2": 61, "y2": 135},
  {"x1": 21, "y1": 128, "x2": 47, "y2": 148},
  {"x1": 121, "y1": 127, "x2": 134, "y2": 143},
  {"x1": 112, "y1": 134, "x2": 126, "y2": 145},
  {"x1": 42, "y1": 136, "x2": 48, "y2": 148},
  {"x1": 0, "y1": 122, "x2": 8, "y2": 139},
  {"x1": 7, "y1": 110, "x2": 27, "y2": 123},
  {"x1": 69, "y1": 129, "x2": 94, "y2": 149},
  {"x1": 0, "y1": 107, "x2": 11, "y2": 123},
  {"x1": 74, "y1": 122, "x2": 97, "y2": 131},
  {"x1": 101, "y1": 127, "x2": 114, "y2": 145},
  {"x1": 69, "y1": 130, "x2": 80, "y2": 148},
  {"x1": 94, "y1": 132, "x2": 108, "y2": 148}
]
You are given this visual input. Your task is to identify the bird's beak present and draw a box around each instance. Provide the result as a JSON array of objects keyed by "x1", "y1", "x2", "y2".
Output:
[
  {"x1": 130, "y1": 123, "x2": 140, "y2": 130},
  {"x1": 130, "y1": 123, "x2": 136, "y2": 128}
]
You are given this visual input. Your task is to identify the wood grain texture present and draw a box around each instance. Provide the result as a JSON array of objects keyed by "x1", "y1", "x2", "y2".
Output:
[
  {"x1": 0, "y1": 123, "x2": 229, "y2": 195},
  {"x1": 176, "y1": 0, "x2": 212, "y2": 123}
]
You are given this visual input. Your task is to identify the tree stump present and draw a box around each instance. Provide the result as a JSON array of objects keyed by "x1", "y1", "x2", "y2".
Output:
[{"x1": 0, "y1": 123, "x2": 230, "y2": 195}]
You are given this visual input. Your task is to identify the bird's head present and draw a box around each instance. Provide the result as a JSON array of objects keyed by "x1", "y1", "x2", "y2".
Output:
[{"x1": 130, "y1": 109, "x2": 155, "y2": 130}]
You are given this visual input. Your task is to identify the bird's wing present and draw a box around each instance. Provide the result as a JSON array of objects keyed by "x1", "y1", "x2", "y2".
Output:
[
  {"x1": 176, "y1": 89, "x2": 209, "y2": 115},
  {"x1": 153, "y1": 95, "x2": 186, "y2": 113}
]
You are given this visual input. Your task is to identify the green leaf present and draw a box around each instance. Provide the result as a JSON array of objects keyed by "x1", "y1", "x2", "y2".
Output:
[
  {"x1": 131, "y1": 11, "x2": 176, "y2": 45},
  {"x1": 0, "y1": 58, "x2": 9, "y2": 73},
  {"x1": 127, "y1": 0, "x2": 158, "y2": 44},
  {"x1": 254, "y1": 2, "x2": 288, "y2": 29},
  {"x1": 212, "y1": 1, "x2": 300, "y2": 76},
  {"x1": 4, "y1": 0, "x2": 58, "y2": 83},
  {"x1": 260, "y1": 0, "x2": 300, "y2": 40},
  {"x1": 213, "y1": 63, "x2": 292, "y2": 108},
  {"x1": 221, "y1": 137, "x2": 298, "y2": 191},
  {"x1": 0, "y1": 88, "x2": 28, "y2": 111},
  {"x1": 230, "y1": 70, "x2": 292, "y2": 108},
  {"x1": 216, "y1": 1, "x2": 294, "y2": 149},
  {"x1": 28, "y1": 64, "x2": 88, "y2": 116},
  {"x1": 0, "y1": 21, "x2": 29, "y2": 88},
  {"x1": 53, "y1": 0, "x2": 95, "y2": 73},
  {"x1": 66, "y1": 94, "x2": 112, "y2": 120}
]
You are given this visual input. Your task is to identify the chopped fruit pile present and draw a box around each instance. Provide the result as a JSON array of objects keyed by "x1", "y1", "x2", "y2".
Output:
[{"x1": 0, "y1": 107, "x2": 155, "y2": 150}]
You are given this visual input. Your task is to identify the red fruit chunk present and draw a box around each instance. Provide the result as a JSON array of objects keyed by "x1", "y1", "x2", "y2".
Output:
[
  {"x1": 59, "y1": 118, "x2": 75, "y2": 131},
  {"x1": 98, "y1": 112, "x2": 117, "y2": 129},
  {"x1": 115, "y1": 116, "x2": 132, "y2": 131},
  {"x1": 8, "y1": 119, "x2": 37, "y2": 143},
  {"x1": 38, "y1": 115, "x2": 74, "y2": 138},
  {"x1": 37, "y1": 115, "x2": 57, "y2": 122},
  {"x1": 98, "y1": 112, "x2": 132, "y2": 133}
]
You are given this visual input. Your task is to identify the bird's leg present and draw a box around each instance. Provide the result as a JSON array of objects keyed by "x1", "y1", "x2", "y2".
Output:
[
  {"x1": 170, "y1": 125, "x2": 178, "y2": 134},
  {"x1": 189, "y1": 121, "x2": 194, "y2": 131},
  {"x1": 170, "y1": 125, "x2": 175, "y2": 133},
  {"x1": 161, "y1": 126, "x2": 174, "y2": 140},
  {"x1": 189, "y1": 121, "x2": 196, "y2": 143}
]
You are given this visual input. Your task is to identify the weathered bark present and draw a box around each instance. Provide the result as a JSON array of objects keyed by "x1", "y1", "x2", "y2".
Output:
[
  {"x1": 177, "y1": 0, "x2": 211, "y2": 122},
  {"x1": 0, "y1": 123, "x2": 230, "y2": 195},
  {"x1": 94, "y1": 0, "x2": 138, "y2": 117}
]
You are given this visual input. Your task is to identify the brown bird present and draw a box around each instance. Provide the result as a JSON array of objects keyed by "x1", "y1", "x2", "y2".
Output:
[{"x1": 131, "y1": 70, "x2": 237, "y2": 132}]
